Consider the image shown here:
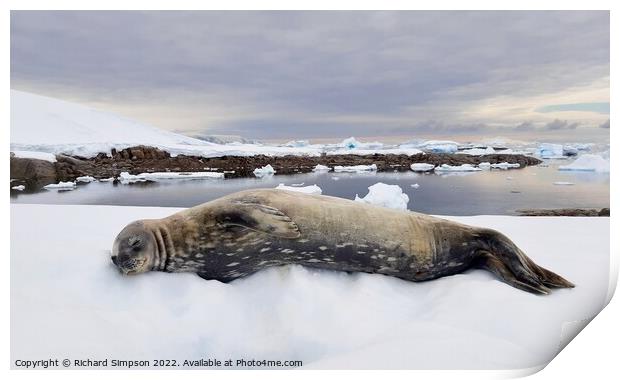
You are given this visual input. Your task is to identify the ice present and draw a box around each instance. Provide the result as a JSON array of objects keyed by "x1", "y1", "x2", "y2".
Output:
[
  {"x1": 275, "y1": 184, "x2": 322, "y2": 195},
  {"x1": 478, "y1": 162, "x2": 491, "y2": 170},
  {"x1": 457, "y1": 147, "x2": 496, "y2": 155},
  {"x1": 99, "y1": 177, "x2": 115, "y2": 182},
  {"x1": 333, "y1": 164, "x2": 378, "y2": 173},
  {"x1": 11, "y1": 150, "x2": 57, "y2": 163},
  {"x1": 253, "y1": 164, "x2": 276, "y2": 177},
  {"x1": 43, "y1": 181, "x2": 77, "y2": 190},
  {"x1": 338, "y1": 137, "x2": 383, "y2": 150},
  {"x1": 282, "y1": 140, "x2": 310, "y2": 147},
  {"x1": 410, "y1": 163, "x2": 435, "y2": 172},
  {"x1": 418, "y1": 140, "x2": 459, "y2": 153},
  {"x1": 553, "y1": 182, "x2": 575, "y2": 186},
  {"x1": 312, "y1": 164, "x2": 331, "y2": 172},
  {"x1": 434, "y1": 164, "x2": 482, "y2": 172},
  {"x1": 11, "y1": 204, "x2": 610, "y2": 369},
  {"x1": 558, "y1": 154, "x2": 610, "y2": 173},
  {"x1": 537, "y1": 143, "x2": 564, "y2": 158},
  {"x1": 354, "y1": 182, "x2": 410, "y2": 211},
  {"x1": 11, "y1": 185, "x2": 25, "y2": 191},
  {"x1": 119, "y1": 171, "x2": 224, "y2": 184},
  {"x1": 410, "y1": 183, "x2": 420, "y2": 189},
  {"x1": 76, "y1": 176, "x2": 96, "y2": 183},
  {"x1": 491, "y1": 162, "x2": 521, "y2": 170}
]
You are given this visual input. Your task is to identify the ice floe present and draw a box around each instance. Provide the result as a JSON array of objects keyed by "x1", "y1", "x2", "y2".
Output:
[
  {"x1": 253, "y1": 164, "x2": 276, "y2": 177},
  {"x1": 119, "y1": 171, "x2": 225, "y2": 184},
  {"x1": 558, "y1": 154, "x2": 610, "y2": 173},
  {"x1": 410, "y1": 163, "x2": 435, "y2": 172},
  {"x1": 275, "y1": 184, "x2": 322, "y2": 195},
  {"x1": 333, "y1": 164, "x2": 378, "y2": 173},
  {"x1": 434, "y1": 164, "x2": 482, "y2": 172},
  {"x1": 43, "y1": 181, "x2": 77, "y2": 190},
  {"x1": 11, "y1": 185, "x2": 25, "y2": 191},
  {"x1": 354, "y1": 182, "x2": 409, "y2": 211}
]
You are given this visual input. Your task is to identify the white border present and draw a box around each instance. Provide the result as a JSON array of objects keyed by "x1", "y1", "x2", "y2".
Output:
[{"x1": 2, "y1": 1, "x2": 616, "y2": 379}]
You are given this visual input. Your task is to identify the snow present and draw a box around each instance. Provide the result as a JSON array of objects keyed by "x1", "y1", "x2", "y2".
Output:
[
  {"x1": 418, "y1": 140, "x2": 459, "y2": 153},
  {"x1": 275, "y1": 184, "x2": 322, "y2": 195},
  {"x1": 11, "y1": 150, "x2": 57, "y2": 163},
  {"x1": 282, "y1": 140, "x2": 310, "y2": 147},
  {"x1": 333, "y1": 164, "x2": 378, "y2": 173},
  {"x1": 435, "y1": 164, "x2": 482, "y2": 172},
  {"x1": 410, "y1": 163, "x2": 435, "y2": 172},
  {"x1": 457, "y1": 146, "x2": 496, "y2": 155},
  {"x1": 537, "y1": 143, "x2": 564, "y2": 158},
  {"x1": 312, "y1": 164, "x2": 331, "y2": 172},
  {"x1": 491, "y1": 162, "x2": 521, "y2": 170},
  {"x1": 42, "y1": 181, "x2": 76, "y2": 190},
  {"x1": 76, "y1": 175, "x2": 96, "y2": 183},
  {"x1": 558, "y1": 154, "x2": 610, "y2": 173},
  {"x1": 553, "y1": 182, "x2": 575, "y2": 186},
  {"x1": 119, "y1": 171, "x2": 224, "y2": 184},
  {"x1": 253, "y1": 164, "x2": 276, "y2": 177},
  {"x1": 11, "y1": 185, "x2": 25, "y2": 191},
  {"x1": 354, "y1": 183, "x2": 409, "y2": 211},
  {"x1": 11, "y1": 204, "x2": 610, "y2": 369}
]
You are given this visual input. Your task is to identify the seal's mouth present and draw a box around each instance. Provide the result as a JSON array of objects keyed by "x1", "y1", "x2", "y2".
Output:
[{"x1": 111, "y1": 256, "x2": 146, "y2": 275}]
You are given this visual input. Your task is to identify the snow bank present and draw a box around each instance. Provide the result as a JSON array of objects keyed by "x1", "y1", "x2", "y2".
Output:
[
  {"x1": 119, "y1": 171, "x2": 224, "y2": 184},
  {"x1": 558, "y1": 154, "x2": 610, "y2": 173},
  {"x1": 11, "y1": 204, "x2": 610, "y2": 369},
  {"x1": 491, "y1": 162, "x2": 520, "y2": 170},
  {"x1": 312, "y1": 164, "x2": 331, "y2": 172},
  {"x1": 11, "y1": 150, "x2": 57, "y2": 163},
  {"x1": 435, "y1": 164, "x2": 482, "y2": 172},
  {"x1": 275, "y1": 184, "x2": 322, "y2": 195},
  {"x1": 42, "y1": 181, "x2": 76, "y2": 190},
  {"x1": 333, "y1": 164, "x2": 377, "y2": 173},
  {"x1": 410, "y1": 163, "x2": 435, "y2": 172},
  {"x1": 354, "y1": 183, "x2": 409, "y2": 210},
  {"x1": 11, "y1": 185, "x2": 25, "y2": 191},
  {"x1": 253, "y1": 164, "x2": 276, "y2": 177}
]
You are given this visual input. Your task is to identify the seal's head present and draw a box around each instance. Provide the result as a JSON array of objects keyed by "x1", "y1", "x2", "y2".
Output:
[{"x1": 111, "y1": 221, "x2": 157, "y2": 275}]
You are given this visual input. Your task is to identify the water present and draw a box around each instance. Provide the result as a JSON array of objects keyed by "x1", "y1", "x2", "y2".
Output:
[{"x1": 10, "y1": 162, "x2": 609, "y2": 216}]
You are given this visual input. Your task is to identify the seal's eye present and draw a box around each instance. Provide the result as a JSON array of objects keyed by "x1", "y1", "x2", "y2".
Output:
[{"x1": 128, "y1": 237, "x2": 143, "y2": 251}]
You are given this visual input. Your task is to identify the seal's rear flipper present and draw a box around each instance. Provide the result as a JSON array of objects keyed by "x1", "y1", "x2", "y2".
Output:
[
  {"x1": 217, "y1": 201, "x2": 301, "y2": 239},
  {"x1": 522, "y1": 256, "x2": 575, "y2": 289},
  {"x1": 475, "y1": 251, "x2": 551, "y2": 295}
]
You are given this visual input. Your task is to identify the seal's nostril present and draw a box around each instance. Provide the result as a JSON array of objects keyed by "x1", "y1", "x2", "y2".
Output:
[{"x1": 111, "y1": 256, "x2": 118, "y2": 265}]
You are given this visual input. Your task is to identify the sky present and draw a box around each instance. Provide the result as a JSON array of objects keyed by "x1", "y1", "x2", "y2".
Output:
[{"x1": 11, "y1": 11, "x2": 610, "y2": 142}]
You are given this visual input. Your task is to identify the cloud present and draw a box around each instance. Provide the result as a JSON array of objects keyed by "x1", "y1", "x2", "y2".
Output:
[
  {"x1": 599, "y1": 119, "x2": 610, "y2": 128},
  {"x1": 544, "y1": 119, "x2": 580, "y2": 130},
  {"x1": 536, "y1": 102, "x2": 609, "y2": 114},
  {"x1": 10, "y1": 10, "x2": 610, "y2": 140}
]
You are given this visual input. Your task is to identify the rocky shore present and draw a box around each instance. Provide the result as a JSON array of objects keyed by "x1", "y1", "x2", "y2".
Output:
[
  {"x1": 10, "y1": 145, "x2": 542, "y2": 189},
  {"x1": 517, "y1": 208, "x2": 610, "y2": 217}
]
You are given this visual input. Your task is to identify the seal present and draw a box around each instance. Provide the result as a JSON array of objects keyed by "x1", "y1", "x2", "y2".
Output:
[{"x1": 111, "y1": 189, "x2": 574, "y2": 295}]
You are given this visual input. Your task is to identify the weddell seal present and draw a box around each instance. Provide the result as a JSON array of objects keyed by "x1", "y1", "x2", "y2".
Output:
[{"x1": 111, "y1": 189, "x2": 574, "y2": 294}]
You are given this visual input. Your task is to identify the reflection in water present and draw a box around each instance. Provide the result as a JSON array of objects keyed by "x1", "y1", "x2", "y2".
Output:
[{"x1": 10, "y1": 163, "x2": 609, "y2": 216}]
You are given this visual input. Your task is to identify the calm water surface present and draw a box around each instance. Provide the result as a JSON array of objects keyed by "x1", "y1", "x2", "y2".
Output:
[{"x1": 10, "y1": 162, "x2": 609, "y2": 216}]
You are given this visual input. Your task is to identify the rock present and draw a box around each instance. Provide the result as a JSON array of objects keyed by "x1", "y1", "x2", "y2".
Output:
[{"x1": 10, "y1": 156, "x2": 57, "y2": 188}]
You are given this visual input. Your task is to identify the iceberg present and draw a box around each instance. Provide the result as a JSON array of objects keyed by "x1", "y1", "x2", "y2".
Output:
[
  {"x1": 537, "y1": 143, "x2": 564, "y2": 158},
  {"x1": 418, "y1": 140, "x2": 459, "y2": 153},
  {"x1": 11, "y1": 185, "x2": 25, "y2": 191},
  {"x1": 253, "y1": 164, "x2": 276, "y2": 177},
  {"x1": 558, "y1": 154, "x2": 610, "y2": 173},
  {"x1": 312, "y1": 164, "x2": 331, "y2": 172},
  {"x1": 354, "y1": 182, "x2": 410, "y2": 211}
]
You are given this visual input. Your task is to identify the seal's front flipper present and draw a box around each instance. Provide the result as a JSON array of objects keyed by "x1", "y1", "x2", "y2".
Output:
[
  {"x1": 217, "y1": 202, "x2": 301, "y2": 239},
  {"x1": 475, "y1": 251, "x2": 551, "y2": 295}
]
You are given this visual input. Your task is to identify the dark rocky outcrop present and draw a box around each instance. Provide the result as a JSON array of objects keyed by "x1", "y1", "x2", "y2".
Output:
[{"x1": 517, "y1": 208, "x2": 610, "y2": 217}]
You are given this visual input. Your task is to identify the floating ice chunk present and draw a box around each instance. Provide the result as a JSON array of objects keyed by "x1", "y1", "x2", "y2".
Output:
[
  {"x1": 553, "y1": 182, "x2": 574, "y2": 186},
  {"x1": 478, "y1": 162, "x2": 491, "y2": 170},
  {"x1": 312, "y1": 164, "x2": 331, "y2": 172},
  {"x1": 537, "y1": 143, "x2": 564, "y2": 158},
  {"x1": 338, "y1": 137, "x2": 384, "y2": 150},
  {"x1": 418, "y1": 140, "x2": 459, "y2": 153},
  {"x1": 99, "y1": 177, "x2": 115, "y2": 182},
  {"x1": 410, "y1": 183, "x2": 420, "y2": 189},
  {"x1": 11, "y1": 150, "x2": 57, "y2": 163},
  {"x1": 333, "y1": 164, "x2": 378, "y2": 173},
  {"x1": 410, "y1": 163, "x2": 435, "y2": 172},
  {"x1": 76, "y1": 176, "x2": 96, "y2": 183},
  {"x1": 119, "y1": 171, "x2": 224, "y2": 184},
  {"x1": 253, "y1": 164, "x2": 276, "y2": 177},
  {"x1": 275, "y1": 184, "x2": 322, "y2": 195},
  {"x1": 354, "y1": 182, "x2": 409, "y2": 211},
  {"x1": 332, "y1": 177, "x2": 340, "y2": 181},
  {"x1": 12, "y1": 185, "x2": 25, "y2": 191},
  {"x1": 558, "y1": 154, "x2": 610, "y2": 173},
  {"x1": 43, "y1": 181, "x2": 77, "y2": 190},
  {"x1": 490, "y1": 162, "x2": 520, "y2": 170},
  {"x1": 434, "y1": 164, "x2": 482, "y2": 172}
]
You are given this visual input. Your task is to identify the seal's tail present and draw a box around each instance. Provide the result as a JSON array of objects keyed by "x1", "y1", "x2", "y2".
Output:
[{"x1": 474, "y1": 229, "x2": 575, "y2": 295}]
